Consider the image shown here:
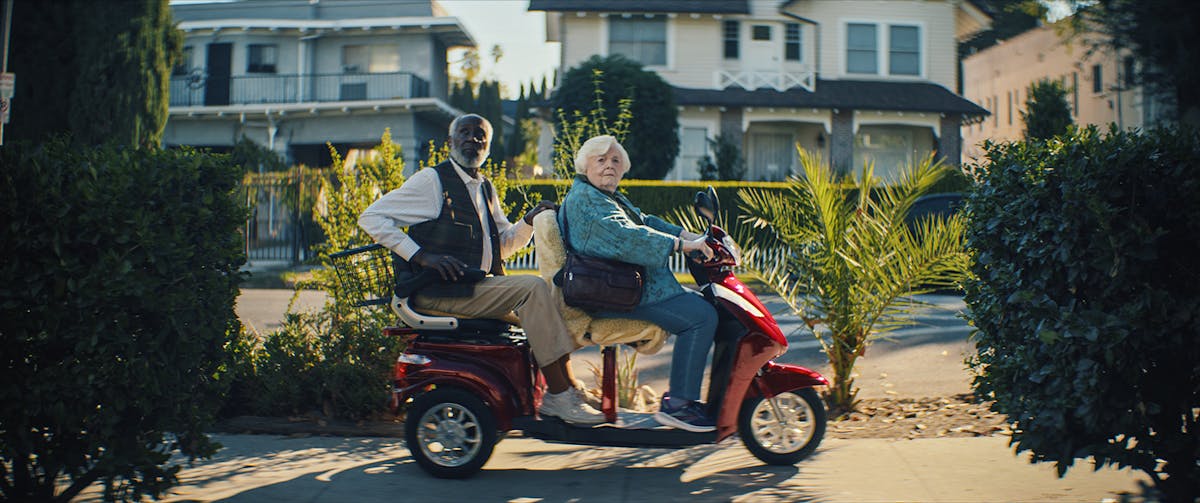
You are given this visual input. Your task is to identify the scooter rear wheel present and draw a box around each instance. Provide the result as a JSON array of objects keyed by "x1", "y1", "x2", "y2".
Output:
[
  {"x1": 405, "y1": 387, "x2": 498, "y2": 478},
  {"x1": 738, "y1": 388, "x2": 826, "y2": 465}
]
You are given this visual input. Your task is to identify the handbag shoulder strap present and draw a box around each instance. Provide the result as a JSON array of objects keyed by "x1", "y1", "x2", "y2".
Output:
[{"x1": 560, "y1": 203, "x2": 578, "y2": 253}]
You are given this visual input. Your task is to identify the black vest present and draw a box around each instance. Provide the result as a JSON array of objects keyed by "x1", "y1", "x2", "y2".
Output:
[{"x1": 396, "y1": 162, "x2": 504, "y2": 297}]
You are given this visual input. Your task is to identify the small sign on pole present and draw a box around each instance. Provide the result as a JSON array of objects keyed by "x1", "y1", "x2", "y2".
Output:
[
  {"x1": 1, "y1": 97, "x2": 9, "y2": 124},
  {"x1": 0, "y1": 72, "x2": 13, "y2": 100}
]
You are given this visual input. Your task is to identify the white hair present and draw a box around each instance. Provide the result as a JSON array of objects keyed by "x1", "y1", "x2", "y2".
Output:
[{"x1": 573, "y1": 135, "x2": 630, "y2": 175}]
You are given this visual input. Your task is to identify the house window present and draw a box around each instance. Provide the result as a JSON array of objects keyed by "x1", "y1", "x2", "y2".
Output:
[
  {"x1": 752, "y1": 25, "x2": 771, "y2": 41},
  {"x1": 1072, "y1": 72, "x2": 1079, "y2": 115},
  {"x1": 993, "y1": 95, "x2": 998, "y2": 127},
  {"x1": 846, "y1": 23, "x2": 877, "y2": 74},
  {"x1": 173, "y1": 46, "x2": 193, "y2": 76},
  {"x1": 247, "y1": 44, "x2": 277, "y2": 73},
  {"x1": 723, "y1": 20, "x2": 739, "y2": 59},
  {"x1": 1123, "y1": 56, "x2": 1136, "y2": 87},
  {"x1": 609, "y1": 15, "x2": 667, "y2": 66},
  {"x1": 888, "y1": 25, "x2": 920, "y2": 76},
  {"x1": 342, "y1": 45, "x2": 400, "y2": 74},
  {"x1": 1092, "y1": 64, "x2": 1103, "y2": 93},
  {"x1": 1007, "y1": 91, "x2": 1013, "y2": 125},
  {"x1": 785, "y1": 23, "x2": 801, "y2": 61},
  {"x1": 677, "y1": 127, "x2": 708, "y2": 180}
]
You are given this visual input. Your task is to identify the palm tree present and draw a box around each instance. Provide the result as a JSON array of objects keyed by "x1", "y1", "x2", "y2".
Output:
[{"x1": 737, "y1": 150, "x2": 970, "y2": 410}]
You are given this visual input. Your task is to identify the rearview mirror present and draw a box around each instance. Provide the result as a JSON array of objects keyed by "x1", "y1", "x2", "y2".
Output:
[{"x1": 693, "y1": 186, "x2": 720, "y2": 225}]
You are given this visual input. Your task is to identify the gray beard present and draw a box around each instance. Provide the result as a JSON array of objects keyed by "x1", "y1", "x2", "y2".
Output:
[{"x1": 450, "y1": 149, "x2": 487, "y2": 169}]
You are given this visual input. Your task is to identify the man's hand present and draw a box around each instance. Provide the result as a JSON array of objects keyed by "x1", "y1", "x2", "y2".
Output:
[
  {"x1": 411, "y1": 250, "x2": 468, "y2": 281},
  {"x1": 523, "y1": 200, "x2": 559, "y2": 225}
]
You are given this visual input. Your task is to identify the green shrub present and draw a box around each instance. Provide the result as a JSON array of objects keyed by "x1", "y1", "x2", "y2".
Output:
[
  {"x1": 0, "y1": 139, "x2": 245, "y2": 501},
  {"x1": 965, "y1": 126, "x2": 1200, "y2": 501},
  {"x1": 223, "y1": 311, "x2": 400, "y2": 420}
]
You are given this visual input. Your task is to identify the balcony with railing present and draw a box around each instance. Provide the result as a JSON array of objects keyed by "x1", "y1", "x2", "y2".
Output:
[
  {"x1": 169, "y1": 71, "x2": 431, "y2": 107},
  {"x1": 716, "y1": 68, "x2": 816, "y2": 92}
]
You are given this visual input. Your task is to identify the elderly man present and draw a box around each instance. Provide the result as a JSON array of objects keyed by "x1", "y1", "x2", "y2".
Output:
[{"x1": 358, "y1": 114, "x2": 602, "y2": 425}]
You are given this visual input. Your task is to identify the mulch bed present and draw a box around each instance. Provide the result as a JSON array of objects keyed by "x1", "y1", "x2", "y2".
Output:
[{"x1": 827, "y1": 393, "x2": 1013, "y2": 440}]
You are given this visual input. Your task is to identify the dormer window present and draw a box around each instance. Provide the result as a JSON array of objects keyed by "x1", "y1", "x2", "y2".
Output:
[
  {"x1": 609, "y1": 15, "x2": 667, "y2": 66},
  {"x1": 247, "y1": 44, "x2": 277, "y2": 74}
]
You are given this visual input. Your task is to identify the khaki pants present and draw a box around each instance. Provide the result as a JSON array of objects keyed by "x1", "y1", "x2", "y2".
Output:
[{"x1": 412, "y1": 275, "x2": 579, "y2": 366}]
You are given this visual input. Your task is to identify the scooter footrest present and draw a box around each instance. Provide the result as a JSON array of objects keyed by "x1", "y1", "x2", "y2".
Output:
[{"x1": 513, "y1": 415, "x2": 716, "y2": 448}]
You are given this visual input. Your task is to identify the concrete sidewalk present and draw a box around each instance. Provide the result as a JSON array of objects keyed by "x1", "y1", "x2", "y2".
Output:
[
  {"x1": 76, "y1": 433, "x2": 1147, "y2": 502},
  {"x1": 203, "y1": 289, "x2": 1152, "y2": 502}
]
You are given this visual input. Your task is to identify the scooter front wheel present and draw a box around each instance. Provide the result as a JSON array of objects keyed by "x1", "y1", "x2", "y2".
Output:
[
  {"x1": 738, "y1": 388, "x2": 826, "y2": 465},
  {"x1": 405, "y1": 387, "x2": 498, "y2": 478}
]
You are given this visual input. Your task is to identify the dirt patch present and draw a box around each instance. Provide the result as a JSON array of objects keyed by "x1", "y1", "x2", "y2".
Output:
[{"x1": 827, "y1": 393, "x2": 1012, "y2": 440}]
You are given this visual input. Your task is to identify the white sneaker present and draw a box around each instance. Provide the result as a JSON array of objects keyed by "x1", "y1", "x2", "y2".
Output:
[{"x1": 539, "y1": 388, "x2": 604, "y2": 425}]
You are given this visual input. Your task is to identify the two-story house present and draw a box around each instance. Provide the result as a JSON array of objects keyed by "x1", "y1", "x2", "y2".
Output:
[
  {"x1": 166, "y1": 0, "x2": 473, "y2": 170},
  {"x1": 961, "y1": 23, "x2": 1174, "y2": 162},
  {"x1": 529, "y1": 0, "x2": 991, "y2": 181}
]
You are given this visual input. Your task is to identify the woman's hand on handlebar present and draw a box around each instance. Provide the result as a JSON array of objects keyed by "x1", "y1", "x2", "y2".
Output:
[{"x1": 681, "y1": 237, "x2": 714, "y2": 262}]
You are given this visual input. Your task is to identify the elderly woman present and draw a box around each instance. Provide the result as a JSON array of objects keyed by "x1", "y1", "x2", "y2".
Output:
[{"x1": 559, "y1": 135, "x2": 718, "y2": 432}]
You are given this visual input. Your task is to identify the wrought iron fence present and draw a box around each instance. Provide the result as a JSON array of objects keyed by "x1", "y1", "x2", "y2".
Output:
[{"x1": 242, "y1": 169, "x2": 323, "y2": 266}]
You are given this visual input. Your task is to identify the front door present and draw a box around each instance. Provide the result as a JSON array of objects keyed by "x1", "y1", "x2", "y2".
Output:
[{"x1": 205, "y1": 43, "x2": 232, "y2": 106}]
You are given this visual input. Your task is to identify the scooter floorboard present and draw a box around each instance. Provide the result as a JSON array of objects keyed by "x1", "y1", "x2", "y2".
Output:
[{"x1": 512, "y1": 413, "x2": 717, "y2": 448}]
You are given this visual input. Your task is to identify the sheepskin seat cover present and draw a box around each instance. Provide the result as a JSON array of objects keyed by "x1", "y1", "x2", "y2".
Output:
[{"x1": 532, "y1": 210, "x2": 669, "y2": 355}]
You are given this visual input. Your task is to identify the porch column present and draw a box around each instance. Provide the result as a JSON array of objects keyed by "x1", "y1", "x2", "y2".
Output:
[
  {"x1": 937, "y1": 113, "x2": 963, "y2": 167},
  {"x1": 719, "y1": 106, "x2": 743, "y2": 138},
  {"x1": 830, "y1": 109, "x2": 854, "y2": 174}
]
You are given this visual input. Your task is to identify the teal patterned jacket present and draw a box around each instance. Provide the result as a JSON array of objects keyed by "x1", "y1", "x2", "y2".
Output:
[{"x1": 559, "y1": 177, "x2": 688, "y2": 307}]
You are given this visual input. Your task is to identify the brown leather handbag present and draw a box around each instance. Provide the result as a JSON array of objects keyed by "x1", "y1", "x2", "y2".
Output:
[{"x1": 553, "y1": 209, "x2": 645, "y2": 312}]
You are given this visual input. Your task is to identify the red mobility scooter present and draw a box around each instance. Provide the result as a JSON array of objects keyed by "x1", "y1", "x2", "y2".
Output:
[{"x1": 331, "y1": 188, "x2": 828, "y2": 478}]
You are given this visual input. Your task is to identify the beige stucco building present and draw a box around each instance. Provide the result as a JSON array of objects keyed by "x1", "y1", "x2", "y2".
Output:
[{"x1": 961, "y1": 23, "x2": 1173, "y2": 162}]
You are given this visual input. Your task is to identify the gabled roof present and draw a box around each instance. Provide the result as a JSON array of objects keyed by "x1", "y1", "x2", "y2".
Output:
[
  {"x1": 673, "y1": 80, "x2": 989, "y2": 116},
  {"x1": 527, "y1": 0, "x2": 750, "y2": 14}
]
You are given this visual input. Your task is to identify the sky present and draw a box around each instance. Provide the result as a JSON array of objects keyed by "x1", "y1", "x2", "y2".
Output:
[{"x1": 435, "y1": 1, "x2": 561, "y2": 98}]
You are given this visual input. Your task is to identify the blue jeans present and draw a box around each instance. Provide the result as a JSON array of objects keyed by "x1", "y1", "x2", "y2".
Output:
[{"x1": 597, "y1": 292, "x2": 718, "y2": 402}]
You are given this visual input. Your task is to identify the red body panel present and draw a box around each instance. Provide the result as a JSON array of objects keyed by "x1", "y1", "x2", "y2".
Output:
[
  {"x1": 393, "y1": 338, "x2": 536, "y2": 430},
  {"x1": 750, "y1": 362, "x2": 830, "y2": 399}
]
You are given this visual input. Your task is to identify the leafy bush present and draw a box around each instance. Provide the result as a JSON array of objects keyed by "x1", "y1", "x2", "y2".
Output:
[
  {"x1": 0, "y1": 139, "x2": 245, "y2": 501},
  {"x1": 965, "y1": 126, "x2": 1200, "y2": 501},
  {"x1": 222, "y1": 310, "x2": 398, "y2": 420},
  {"x1": 698, "y1": 133, "x2": 746, "y2": 181}
]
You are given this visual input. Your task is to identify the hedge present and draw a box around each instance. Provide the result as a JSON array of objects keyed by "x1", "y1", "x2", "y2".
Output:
[
  {"x1": 964, "y1": 126, "x2": 1200, "y2": 501},
  {"x1": 0, "y1": 139, "x2": 246, "y2": 501}
]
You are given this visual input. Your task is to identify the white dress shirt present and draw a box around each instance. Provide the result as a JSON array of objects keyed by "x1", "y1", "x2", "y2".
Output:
[{"x1": 358, "y1": 160, "x2": 534, "y2": 270}]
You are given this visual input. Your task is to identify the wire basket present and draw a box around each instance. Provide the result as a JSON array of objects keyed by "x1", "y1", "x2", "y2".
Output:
[{"x1": 328, "y1": 243, "x2": 394, "y2": 307}]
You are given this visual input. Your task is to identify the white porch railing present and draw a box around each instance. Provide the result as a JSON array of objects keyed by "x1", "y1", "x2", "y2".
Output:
[{"x1": 716, "y1": 69, "x2": 816, "y2": 92}]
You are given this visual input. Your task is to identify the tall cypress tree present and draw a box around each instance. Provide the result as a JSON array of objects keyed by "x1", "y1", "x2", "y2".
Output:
[
  {"x1": 9, "y1": 0, "x2": 180, "y2": 148},
  {"x1": 477, "y1": 81, "x2": 505, "y2": 163}
]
